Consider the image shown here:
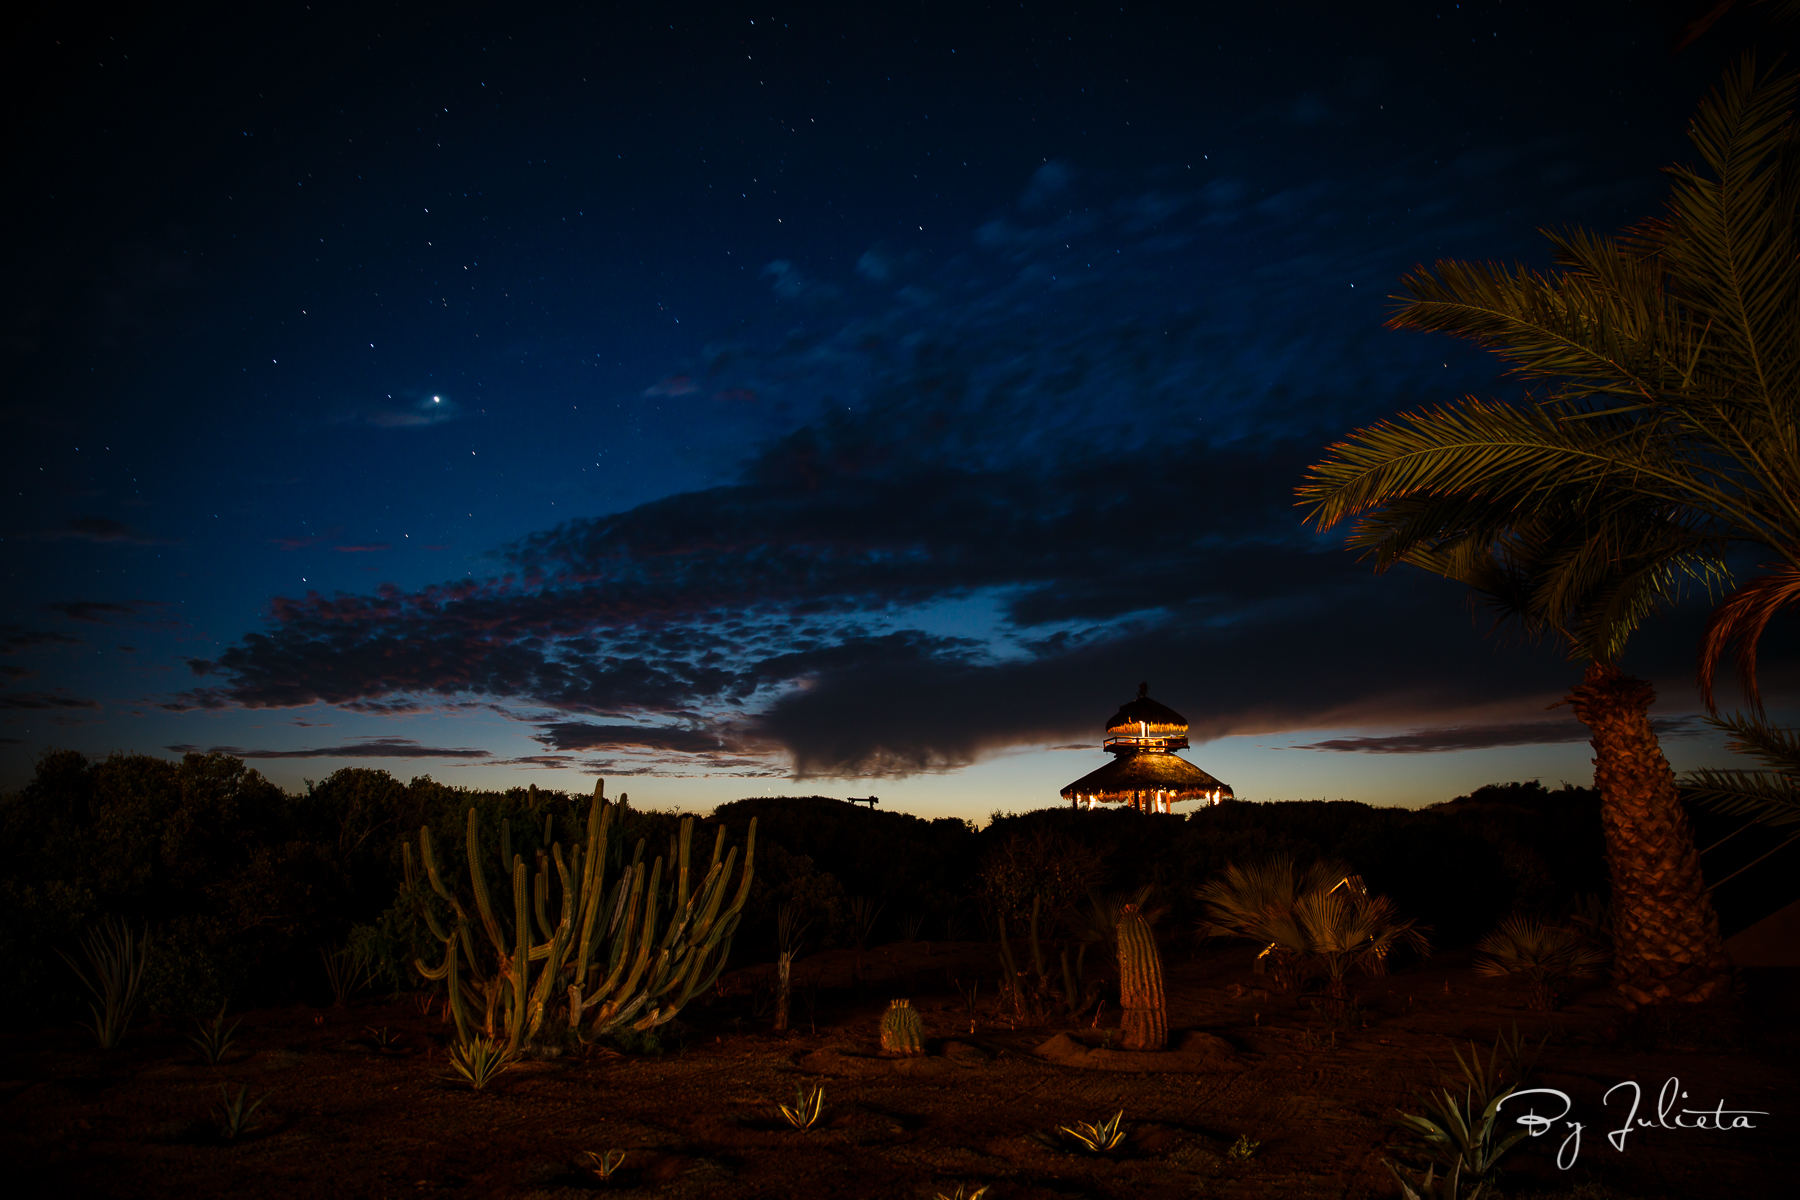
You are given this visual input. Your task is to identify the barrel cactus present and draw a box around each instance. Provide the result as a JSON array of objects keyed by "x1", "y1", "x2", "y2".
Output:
[
  {"x1": 1115, "y1": 903, "x2": 1167, "y2": 1051},
  {"x1": 879, "y1": 998, "x2": 924, "y2": 1056}
]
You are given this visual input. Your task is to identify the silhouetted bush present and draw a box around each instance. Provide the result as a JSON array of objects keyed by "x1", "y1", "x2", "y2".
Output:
[{"x1": 1, "y1": 749, "x2": 1610, "y2": 1025}]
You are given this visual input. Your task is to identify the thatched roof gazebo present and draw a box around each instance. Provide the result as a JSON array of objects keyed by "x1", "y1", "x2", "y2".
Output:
[{"x1": 1060, "y1": 683, "x2": 1233, "y2": 812}]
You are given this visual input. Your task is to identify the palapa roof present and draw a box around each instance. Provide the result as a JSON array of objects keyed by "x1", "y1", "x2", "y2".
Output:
[
  {"x1": 1059, "y1": 750, "x2": 1233, "y2": 803},
  {"x1": 1104, "y1": 682, "x2": 1188, "y2": 737}
]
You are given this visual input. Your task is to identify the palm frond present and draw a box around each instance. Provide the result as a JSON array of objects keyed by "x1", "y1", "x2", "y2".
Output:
[
  {"x1": 1681, "y1": 709, "x2": 1800, "y2": 828},
  {"x1": 1697, "y1": 566, "x2": 1800, "y2": 710}
]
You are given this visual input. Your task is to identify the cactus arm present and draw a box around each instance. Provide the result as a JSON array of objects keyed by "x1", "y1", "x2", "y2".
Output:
[
  {"x1": 676, "y1": 817, "x2": 693, "y2": 917},
  {"x1": 683, "y1": 855, "x2": 732, "y2": 945},
  {"x1": 507, "y1": 858, "x2": 530, "y2": 1052},
  {"x1": 419, "y1": 828, "x2": 467, "y2": 913},
  {"x1": 466, "y1": 809, "x2": 508, "y2": 957},
  {"x1": 443, "y1": 936, "x2": 471, "y2": 1042},
  {"x1": 533, "y1": 862, "x2": 555, "y2": 941},
  {"x1": 500, "y1": 817, "x2": 513, "y2": 876},
  {"x1": 588, "y1": 862, "x2": 648, "y2": 1010},
  {"x1": 572, "y1": 797, "x2": 612, "y2": 983}
]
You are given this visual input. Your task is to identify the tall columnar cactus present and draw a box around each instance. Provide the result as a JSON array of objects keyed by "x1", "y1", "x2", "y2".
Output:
[
  {"x1": 405, "y1": 780, "x2": 756, "y2": 1052},
  {"x1": 879, "y1": 998, "x2": 924, "y2": 1056},
  {"x1": 1115, "y1": 902, "x2": 1167, "y2": 1051}
]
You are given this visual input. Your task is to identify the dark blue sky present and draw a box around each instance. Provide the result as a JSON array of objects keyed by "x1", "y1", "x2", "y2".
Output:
[{"x1": 2, "y1": 1, "x2": 1780, "y2": 813}]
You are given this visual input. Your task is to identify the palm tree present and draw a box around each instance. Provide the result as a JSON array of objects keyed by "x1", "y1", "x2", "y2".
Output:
[{"x1": 1298, "y1": 58, "x2": 1800, "y2": 1006}]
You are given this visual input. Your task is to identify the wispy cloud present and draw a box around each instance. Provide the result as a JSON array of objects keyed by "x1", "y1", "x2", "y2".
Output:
[
  {"x1": 1291, "y1": 715, "x2": 1712, "y2": 754},
  {"x1": 164, "y1": 736, "x2": 491, "y2": 760},
  {"x1": 195, "y1": 152, "x2": 1661, "y2": 776},
  {"x1": 49, "y1": 516, "x2": 164, "y2": 545}
]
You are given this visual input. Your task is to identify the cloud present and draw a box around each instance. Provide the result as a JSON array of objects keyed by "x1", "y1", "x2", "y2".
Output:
[
  {"x1": 0, "y1": 691, "x2": 100, "y2": 711},
  {"x1": 338, "y1": 395, "x2": 461, "y2": 429},
  {"x1": 533, "y1": 721, "x2": 746, "y2": 753},
  {"x1": 164, "y1": 736, "x2": 491, "y2": 760},
  {"x1": 645, "y1": 374, "x2": 701, "y2": 397},
  {"x1": 1290, "y1": 715, "x2": 1712, "y2": 754},
  {"x1": 0, "y1": 626, "x2": 81, "y2": 654},
  {"x1": 196, "y1": 153, "x2": 1694, "y2": 777},
  {"x1": 45, "y1": 599, "x2": 178, "y2": 626},
  {"x1": 158, "y1": 688, "x2": 232, "y2": 712},
  {"x1": 51, "y1": 516, "x2": 162, "y2": 545},
  {"x1": 334, "y1": 543, "x2": 392, "y2": 553}
]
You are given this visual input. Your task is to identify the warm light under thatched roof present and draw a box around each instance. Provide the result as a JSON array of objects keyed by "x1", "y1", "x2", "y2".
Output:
[
  {"x1": 1104, "y1": 682, "x2": 1189, "y2": 738},
  {"x1": 1060, "y1": 682, "x2": 1233, "y2": 811},
  {"x1": 1059, "y1": 751, "x2": 1233, "y2": 807}
]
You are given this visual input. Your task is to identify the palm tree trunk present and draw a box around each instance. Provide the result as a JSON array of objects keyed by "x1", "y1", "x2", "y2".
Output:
[{"x1": 1567, "y1": 662, "x2": 1732, "y2": 1007}]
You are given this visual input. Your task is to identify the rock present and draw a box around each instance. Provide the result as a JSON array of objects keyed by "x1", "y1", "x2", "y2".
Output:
[{"x1": 1033, "y1": 1030, "x2": 1236, "y2": 1073}]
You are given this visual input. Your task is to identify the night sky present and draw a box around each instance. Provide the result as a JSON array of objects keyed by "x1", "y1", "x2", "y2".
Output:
[{"x1": 2, "y1": 2, "x2": 1781, "y2": 815}]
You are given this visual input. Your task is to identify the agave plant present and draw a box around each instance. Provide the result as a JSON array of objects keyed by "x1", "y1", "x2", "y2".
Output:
[
  {"x1": 934, "y1": 1186, "x2": 990, "y2": 1200},
  {"x1": 1060, "y1": 1109, "x2": 1128, "y2": 1153},
  {"x1": 213, "y1": 1085, "x2": 268, "y2": 1140},
  {"x1": 187, "y1": 1004, "x2": 242, "y2": 1067},
  {"x1": 778, "y1": 1083, "x2": 826, "y2": 1130},
  {"x1": 445, "y1": 1035, "x2": 517, "y2": 1090},
  {"x1": 1474, "y1": 915, "x2": 1608, "y2": 1010},
  {"x1": 581, "y1": 1149, "x2": 627, "y2": 1180},
  {"x1": 58, "y1": 916, "x2": 151, "y2": 1050}
]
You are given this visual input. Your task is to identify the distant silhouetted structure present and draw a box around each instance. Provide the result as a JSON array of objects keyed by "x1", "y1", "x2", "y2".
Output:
[
  {"x1": 846, "y1": 795, "x2": 880, "y2": 809},
  {"x1": 1059, "y1": 683, "x2": 1233, "y2": 813}
]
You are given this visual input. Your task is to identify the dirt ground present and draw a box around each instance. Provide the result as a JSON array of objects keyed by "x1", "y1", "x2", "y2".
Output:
[{"x1": 3, "y1": 940, "x2": 1793, "y2": 1199}]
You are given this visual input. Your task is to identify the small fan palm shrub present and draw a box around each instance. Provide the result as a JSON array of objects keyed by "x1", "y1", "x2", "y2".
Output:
[
  {"x1": 1475, "y1": 915, "x2": 1608, "y2": 1010},
  {"x1": 58, "y1": 916, "x2": 151, "y2": 1049},
  {"x1": 1295, "y1": 888, "x2": 1431, "y2": 1013},
  {"x1": 1194, "y1": 855, "x2": 1355, "y2": 992}
]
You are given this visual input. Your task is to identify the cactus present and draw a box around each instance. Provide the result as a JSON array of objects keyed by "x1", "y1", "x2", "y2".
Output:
[
  {"x1": 1115, "y1": 902, "x2": 1167, "y2": 1051},
  {"x1": 406, "y1": 779, "x2": 756, "y2": 1052},
  {"x1": 879, "y1": 998, "x2": 925, "y2": 1055}
]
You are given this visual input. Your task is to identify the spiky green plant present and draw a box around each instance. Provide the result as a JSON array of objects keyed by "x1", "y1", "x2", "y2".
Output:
[
  {"x1": 1475, "y1": 916, "x2": 1609, "y2": 1009},
  {"x1": 445, "y1": 1035, "x2": 517, "y2": 1090},
  {"x1": 879, "y1": 998, "x2": 924, "y2": 1055},
  {"x1": 774, "y1": 899, "x2": 811, "y2": 1033},
  {"x1": 1116, "y1": 903, "x2": 1167, "y2": 1050},
  {"x1": 187, "y1": 1004, "x2": 241, "y2": 1067},
  {"x1": 213, "y1": 1085, "x2": 267, "y2": 1140},
  {"x1": 1228, "y1": 1133, "x2": 1261, "y2": 1160},
  {"x1": 934, "y1": 1185, "x2": 990, "y2": 1200},
  {"x1": 1061, "y1": 1109, "x2": 1127, "y2": 1152},
  {"x1": 848, "y1": 895, "x2": 886, "y2": 949},
  {"x1": 58, "y1": 916, "x2": 150, "y2": 1050},
  {"x1": 1386, "y1": 1029, "x2": 1537, "y2": 1199},
  {"x1": 581, "y1": 1149, "x2": 627, "y2": 1180},
  {"x1": 407, "y1": 779, "x2": 756, "y2": 1052},
  {"x1": 321, "y1": 941, "x2": 374, "y2": 1008},
  {"x1": 778, "y1": 1083, "x2": 826, "y2": 1130}
]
